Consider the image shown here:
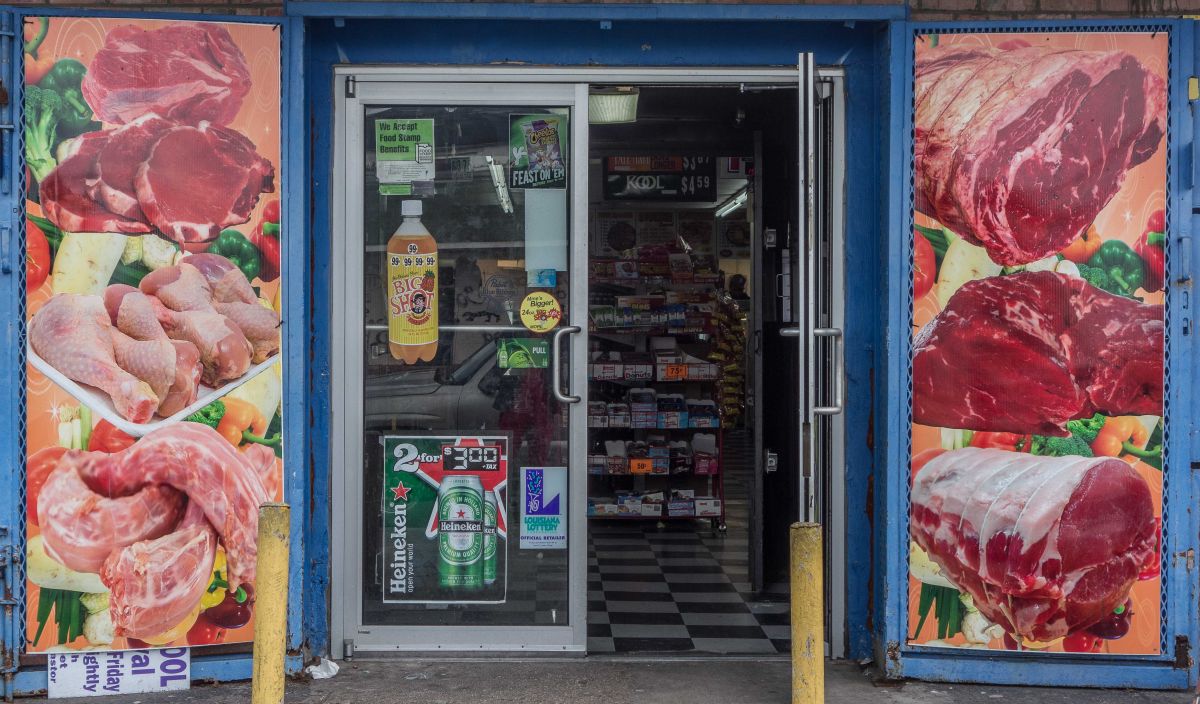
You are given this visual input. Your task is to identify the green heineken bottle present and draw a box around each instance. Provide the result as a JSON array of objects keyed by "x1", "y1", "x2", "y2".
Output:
[
  {"x1": 483, "y1": 491, "x2": 498, "y2": 586},
  {"x1": 438, "y1": 475, "x2": 484, "y2": 589}
]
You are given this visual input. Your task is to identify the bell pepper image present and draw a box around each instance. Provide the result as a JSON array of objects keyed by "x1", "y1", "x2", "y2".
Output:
[
  {"x1": 1135, "y1": 209, "x2": 1165, "y2": 292},
  {"x1": 24, "y1": 18, "x2": 54, "y2": 86},
  {"x1": 968, "y1": 431, "x2": 1029, "y2": 452},
  {"x1": 207, "y1": 229, "x2": 262, "y2": 282},
  {"x1": 250, "y1": 199, "x2": 281, "y2": 282},
  {"x1": 1059, "y1": 224, "x2": 1102, "y2": 263},
  {"x1": 38, "y1": 58, "x2": 101, "y2": 141},
  {"x1": 216, "y1": 396, "x2": 280, "y2": 449},
  {"x1": 1085, "y1": 239, "x2": 1145, "y2": 297}
]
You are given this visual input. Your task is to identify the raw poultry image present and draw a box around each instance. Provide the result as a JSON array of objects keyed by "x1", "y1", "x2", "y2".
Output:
[
  {"x1": 29, "y1": 251, "x2": 278, "y2": 421},
  {"x1": 35, "y1": 422, "x2": 277, "y2": 639}
]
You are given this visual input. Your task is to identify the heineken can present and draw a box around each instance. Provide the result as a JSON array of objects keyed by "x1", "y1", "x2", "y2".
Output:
[
  {"x1": 483, "y1": 491, "x2": 498, "y2": 586},
  {"x1": 438, "y1": 475, "x2": 484, "y2": 590}
]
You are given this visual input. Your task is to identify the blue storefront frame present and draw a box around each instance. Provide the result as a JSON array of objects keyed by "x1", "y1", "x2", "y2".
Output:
[
  {"x1": 0, "y1": 2, "x2": 1194, "y2": 696},
  {"x1": 879, "y1": 18, "x2": 1200, "y2": 690}
]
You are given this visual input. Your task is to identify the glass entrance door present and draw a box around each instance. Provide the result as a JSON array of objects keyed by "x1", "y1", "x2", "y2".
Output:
[{"x1": 332, "y1": 79, "x2": 588, "y2": 653}]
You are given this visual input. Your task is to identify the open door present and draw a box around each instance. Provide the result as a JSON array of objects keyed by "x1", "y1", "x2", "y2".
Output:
[{"x1": 769, "y1": 54, "x2": 844, "y2": 653}]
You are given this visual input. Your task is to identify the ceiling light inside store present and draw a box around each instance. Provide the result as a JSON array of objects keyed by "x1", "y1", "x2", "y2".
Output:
[
  {"x1": 715, "y1": 189, "x2": 748, "y2": 219},
  {"x1": 589, "y1": 87, "x2": 640, "y2": 124}
]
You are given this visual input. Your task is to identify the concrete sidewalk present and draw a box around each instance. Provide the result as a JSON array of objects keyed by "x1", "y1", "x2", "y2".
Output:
[{"x1": 29, "y1": 659, "x2": 1200, "y2": 703}]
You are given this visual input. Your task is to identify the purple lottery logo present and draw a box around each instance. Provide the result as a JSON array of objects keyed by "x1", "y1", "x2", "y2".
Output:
[{"x1": 525, "y1": 469, "x2": 544, "y2": 513}]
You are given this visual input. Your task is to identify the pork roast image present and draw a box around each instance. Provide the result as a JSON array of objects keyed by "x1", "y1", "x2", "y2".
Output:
[
  {"x1": 913, "y1": 271, "x2": 1163, "y2": 435},
  {"x1": 910, "y1": 448, "x2": 1157, "y2": 643},
  {"x1": 81, "y1": 23, "x2": 251, "y2": 127},
  {"x1": 915, "y1": 46, "x2": 1165, "y2": 266}
]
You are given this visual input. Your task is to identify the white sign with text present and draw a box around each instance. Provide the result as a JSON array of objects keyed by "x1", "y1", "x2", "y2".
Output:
[{"x1": 48, "y1": 648, "x2": 190, "y2": 698}]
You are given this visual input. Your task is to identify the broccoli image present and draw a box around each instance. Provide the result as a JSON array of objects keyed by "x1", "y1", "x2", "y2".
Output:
[
  {"x1": 1029, "y1": 433, "x2": 1094, "y2": 458},
  {"x1": 1076, "y1": 263, "x2": 1115, "y2": 296},
  {"x1": 185, "y1": 400, "x2": 227, "y2": 429},
  {"x1": 25, "y1": 85, "x2": 63, "y2": 185},
  {"x1": 1065, "y1": 413, "x2": 1106, "y2": 445}
]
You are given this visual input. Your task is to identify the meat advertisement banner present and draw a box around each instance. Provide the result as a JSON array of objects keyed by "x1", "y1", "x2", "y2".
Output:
[
  {"x1": 381, "y1": 435, "x2": 509, "y2": 604},
  {"x1": 22, "y1": 18, "x2": 283, "y2": 653},
  {"x1": 908, "y1": 32, "x2": 1167, "y2": 655}
]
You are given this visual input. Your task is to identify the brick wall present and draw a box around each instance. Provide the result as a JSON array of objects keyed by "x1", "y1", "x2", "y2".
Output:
[
  {"x1": 7, "y1": 0, "x2": 281, "y2": 16},
  {"x1": 5, "y1": 0, "x2": 1195, "y2": 21}
]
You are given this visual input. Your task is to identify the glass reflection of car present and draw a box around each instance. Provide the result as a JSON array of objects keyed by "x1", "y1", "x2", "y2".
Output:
[{"x1": 365, "y1": 335, "x2": 509, "y2": 432}]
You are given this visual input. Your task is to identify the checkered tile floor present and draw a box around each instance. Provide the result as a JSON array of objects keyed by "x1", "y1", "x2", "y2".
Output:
[{"x1": 586, "y1": 432, "x2": 791, "y2": 654}]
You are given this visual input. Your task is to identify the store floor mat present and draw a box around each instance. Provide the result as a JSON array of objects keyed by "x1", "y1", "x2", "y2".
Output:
[{"x1": 587, "y1": 521, "x2": 790, "y2": 654}]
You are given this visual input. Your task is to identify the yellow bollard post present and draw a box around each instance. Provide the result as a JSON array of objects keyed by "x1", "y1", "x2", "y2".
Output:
[
  {"x1": 790, "y1": 522, "x2": 824, "y2": 704},
  {"x1": 251, "y1": 503, "x2": 290, "y2": 704}
]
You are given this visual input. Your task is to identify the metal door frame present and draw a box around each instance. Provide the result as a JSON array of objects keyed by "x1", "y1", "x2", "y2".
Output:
[
  {"x1": 330, "y1": 77, "x2": 591, "y2": 653},
  {"x1": 328, "y1": 64, "x2": 849, "y2": 657}
]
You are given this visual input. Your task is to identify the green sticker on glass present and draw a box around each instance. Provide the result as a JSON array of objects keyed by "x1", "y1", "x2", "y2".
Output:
[
  {"x1": 375, "y1": 118, "x2": 435, "y2": 193},
  {"x1": 497, "y1": 338, "x2": 550, "y2": 369}
]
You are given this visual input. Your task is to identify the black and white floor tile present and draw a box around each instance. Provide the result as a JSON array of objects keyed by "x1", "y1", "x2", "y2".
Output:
[{"x1": 586, "y1": 430, "x2": 791, "y2": 654}]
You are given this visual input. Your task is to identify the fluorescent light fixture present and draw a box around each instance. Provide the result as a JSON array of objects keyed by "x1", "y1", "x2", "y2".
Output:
[
  {"x1": 715, "y1": 189, "x2": 748, "y2": 219},
  {"x1": 589, "y1": 87, "x2": 640, "y2": 124}
]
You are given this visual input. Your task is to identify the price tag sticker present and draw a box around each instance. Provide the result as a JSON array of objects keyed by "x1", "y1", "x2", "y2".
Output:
[
  {"x1": 663, "y1": 364, "x2": 688, "y2": 381},
  {"x1": 630, "y1": 458, "x2": 653, "y2": 474}
]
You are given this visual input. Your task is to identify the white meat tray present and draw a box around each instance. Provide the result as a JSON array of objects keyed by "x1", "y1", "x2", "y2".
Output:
[{"x1": 28, "y1": 344, "x2": 279, "y2": 437}]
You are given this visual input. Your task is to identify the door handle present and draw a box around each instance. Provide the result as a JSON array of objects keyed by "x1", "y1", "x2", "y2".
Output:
[
  {"x1": 551, "y1": 325, "x2": 581, "y2": 404},
  {"x1": 779, "y1": 327, "x2": 801, "y2": 338},
  {"x1": 0, "y1": 225, "x2": 11, "y2": 275},
  {"x1": 813, "y1": 327, "x2": 844, "y2": 416}
]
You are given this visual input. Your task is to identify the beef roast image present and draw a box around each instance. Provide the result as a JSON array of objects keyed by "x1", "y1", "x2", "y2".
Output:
[
  {"x1": 915, "y1": 46, "x2": 1165, "y2": 266},
  {"x1": 913, "y1": 271, "x2": 1162, "y2": 435},
  {"x1": 910, "y1": 448, "x2": 1157, "y2": 643},
  {"x1": 82, "y1": 23, "x2": 251, "y2": 127}
]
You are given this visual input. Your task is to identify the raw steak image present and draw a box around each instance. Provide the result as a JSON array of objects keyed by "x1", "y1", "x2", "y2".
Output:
[
  {"x1": 134, "y1": 122, "x2": 275, "y2": 243},
  {"x1": 89, "y1": 114, "x2": 176, "y2": 221},
  {"x1": 910, "y1": 448, "x2": 1157, "y2": 643},
  {"x1": 915, "y1": 46, "x2": 1165, "y2": 265},
  {"x1": 39, "y1": 132, "x2": 152, "y2": 235},
  {"x1": 912, "y1": 272, "x2": 1163, "y2": 435},
  {"x1": 82, "y1": 23, "x2": 251, "y2": 127},
  {"x1": 40, "y1": 117, "x2": 274, "y2": 244}
]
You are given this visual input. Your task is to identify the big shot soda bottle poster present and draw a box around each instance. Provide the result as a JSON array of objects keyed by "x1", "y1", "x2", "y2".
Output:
[
  {"x1": 23, "y1": 17, "x2": 283, "y2": 653},
  {"x1": 382, "y1": 435, "x2": 510, "y2": 604}
]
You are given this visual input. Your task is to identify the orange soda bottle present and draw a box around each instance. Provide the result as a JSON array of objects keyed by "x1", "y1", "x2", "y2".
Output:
[{"x1": 386, "y1": 200, "x2": 438, "y2": 363}]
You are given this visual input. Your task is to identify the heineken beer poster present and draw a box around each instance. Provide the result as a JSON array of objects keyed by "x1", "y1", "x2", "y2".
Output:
[
  {"x1": 382, "y1": 435, "x2": 510, "y2": 604},
  {"x1": 520, "y1": 467, "x2": 567, "y2": 550}
]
